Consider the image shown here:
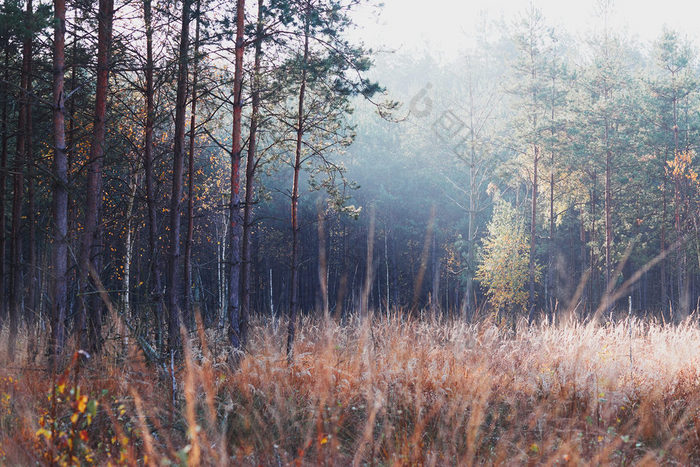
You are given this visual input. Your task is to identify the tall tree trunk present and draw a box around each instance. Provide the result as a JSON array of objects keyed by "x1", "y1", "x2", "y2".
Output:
[
  {"x1": 672, "y1": 92, "x2": 688, "y2": 317},
  {"x1": 604, "y1": 119, "x2": 612, "y2": 315},
  {"x1": 78, "y1": 0, "x2": 114, "y2": 353},
  {"x1": 526, "y1": 22, "x2": 539, "y2": 323},
  {"x1": 227, "y1": 0, "x2": 245, "y2": 351},
  {"x1": 218, "y1": 203, "x2": 228, "y2": 325},
  {"x1": 317, "y1": 202, "x2": 328, "y2": 318},
  {"x1": 66, "y1": 8, "x2": 77, "y2": 253},
  {"x1": 241, "y1": 0, "x2": 264, "y2": 347},
  {"x1": 431, "y1": 233, "x2": 439, "y2": 314},
  {"x1": 8, "y1": 0, "x2": 34, "y2": 360},
  {"x1": 184, "y1": 0, "x2": 201, "y2": 328},
  {"x1": 360, "y1": 207, "x2": 375, "y2": 316},
  {"x1": 463, "y1": 65, "x2": 477, "y2": 321},
  {"x1": 143, "y1": 0, "x2": 165, "y2": 353},
  {"x1": 51, "y1": 0, "x2": 69, "y2": 361},
  {"x1": 166, "y1": 0, "x2": 191, "y2": 353},
  {"x1": 528, "y1": 144, "x2": 538, "y2": 322},
  {"x1": 122, "y1": 175, "x2": 138, "y2": 317},
  {"x1": 579, "y1": 209, "x2": 587, "y2": 315},
  {"x1": 287, "y1": 2, "x2": 310, "y2": 361},
  {"x1": 591, "y1": 169, "x2": 598, "y2": 309},
  {"x1": 0, "y1": 46, "x2": 10, "y2": 328},
  {"x1": 548, "y1": 73, "x2": 556, "y2": 321},
  {"x1": 384, "y1": 227, "x2": 390, "y2": 317},
  {"x1": 26, "y1": 42, "x2": 37, "y2": 357},
  {"x1": 661, "y1": 167, "x2": 667, "y2": 317}
]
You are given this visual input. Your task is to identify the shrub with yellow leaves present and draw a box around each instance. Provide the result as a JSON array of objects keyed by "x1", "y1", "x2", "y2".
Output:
[{"x1": 35, "y1": 352, "x2": 100, "y2": 466}]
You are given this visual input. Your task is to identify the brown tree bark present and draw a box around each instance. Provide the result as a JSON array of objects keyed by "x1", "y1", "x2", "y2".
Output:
[
  {"x1": 166, "y1": 0, "x2": 191, "y2": 353},
  {"x1": 241, "y1": 0, "x2": 265, "y2": 349},
  {"x1": 184, "y1": 0, "x2": 201, "y2": 328},
  {"x1": 8, "y1": 0, "x2": 34, "y2": 360},
  {"x1": 78, "y1": 0, "x2": 114, "y2": 352},
  {"x1": 287, "y1": 2, "x2": 310, "y2": 361},
  {"x1": 0, "y1": 46, "x2": 9, "y2": 328},
  {"x1": 26, "y1": 37, "x2": 37, "y2": 358},
  {"x1": 51, "y1": 0, "x2": 69, "y2": 361},
  {"x1": 143, "y1": 0, "x2": 165, "y2": 352},
  {"x1": 227, "y1": 0, "x2": 245, "y2": 351},
  {"x1": 66, "y1": 8, "x2": 77, "y2": 249}
]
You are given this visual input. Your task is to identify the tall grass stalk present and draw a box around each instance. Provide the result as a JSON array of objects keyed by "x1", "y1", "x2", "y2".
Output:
[{"x1": 1, "y1": 313, "x2": 700, "y2": 464}]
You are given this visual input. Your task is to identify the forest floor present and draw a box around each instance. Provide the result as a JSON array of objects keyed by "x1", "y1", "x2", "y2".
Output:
[{"x1": 2, "y1": 313, "x2": 700, "y2": 465}]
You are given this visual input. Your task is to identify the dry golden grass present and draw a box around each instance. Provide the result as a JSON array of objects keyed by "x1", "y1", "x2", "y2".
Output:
[{"x1": 2, "y1": 313, "x2": 700, "y2": 465}]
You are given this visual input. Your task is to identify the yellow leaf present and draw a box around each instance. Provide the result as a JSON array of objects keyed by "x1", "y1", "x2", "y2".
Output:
[{"x1": 78, "y1": 395, "x2": 88, "y2": 413}]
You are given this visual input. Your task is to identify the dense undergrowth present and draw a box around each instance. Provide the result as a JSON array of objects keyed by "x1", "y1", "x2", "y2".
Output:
[{"x1": 2, "y1": 312, "x2": 700, "y2": 465}]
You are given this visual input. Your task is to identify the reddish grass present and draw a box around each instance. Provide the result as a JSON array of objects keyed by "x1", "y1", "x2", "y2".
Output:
[{"x1": 2, "y1": 313, "x2": 700, "y2": 465}]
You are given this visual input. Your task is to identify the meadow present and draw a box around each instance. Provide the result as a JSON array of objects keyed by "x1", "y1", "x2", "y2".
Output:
[{"x1": 2, "y1": 312, "x2": 700, "y2": 465}]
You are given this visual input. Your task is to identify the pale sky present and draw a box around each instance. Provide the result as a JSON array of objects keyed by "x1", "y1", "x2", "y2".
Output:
[{"x1": 352, "y1": 0, "x2": 700, "y2": 59}]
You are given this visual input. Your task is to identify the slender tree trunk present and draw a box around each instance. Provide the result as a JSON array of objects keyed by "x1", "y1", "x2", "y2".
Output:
[
  {"x1": 526, "y1": 24, "x2": 539, "y2": 323},
  {"x1": 360, "y1": 207, "x2": 375, "y2": 316},
  {"x1": 26, "y1": 43, "x2": 37, "y2": 357},
  {"x1": 241, "y1": 0, "x2": 264, "y2": 349},
  {"x1": 287, "y1": 3, "x2": 310, "y2": 361},
  {"x1": 384, "y1": 227, "x2": 389, "y2": 317},
  {"x1": 463, "y1": 65, "x2": 477, "y2": 321},
  {"x1": 143, "y1": 0, "x2": 165, "y2": 353},
  {"x1": 78, "y1": 0, "x2": 114, "y2": 353},
  {"x1": 528, "y1": 144, "x2": 538, "y2": 322},
  {"x1": 51, "y1": 0, "x2": 69, "y2": 361},
  {"x1": 0, "y1": 46, "x2": 10, "y2": 328},
  {"x1": 591, "y1": 169, "x2": 598, "y2": 308},
  {"x1": 548, "y1": 74, "x2": 556, "y2": 321},
  {"x1": 604, "y1": 119, "x2": 612, "y2": 315},
  {"x1": 122, "y1": 175, "x2": 138, "y2": 317},
  {"x1": 166, "y1": 0, "x2": 192, "y2": 353},
  {"x1": 218, "y1": 205, "x2": 228, "y2": 325},
  {"x1": 67, "y1": 8, "x2": 77, "y2": 252},
  {"x1": 661, "y1": 167, "x2": 667, "y2": 317},
  {"x1": 227, "y1": 0, "x2": 245, "y2": 351},
  {"x1": 431, "y1": 233, "x2": 440, "y2": 314},
  {"x1": 9, "y1": 0, "x2": 34, "y2": 359},
  {"x1": 672, "y1": 93, "x2": 688, "y2": 317},
  {"x1": 184, "y1": 0, "x2": 201, "y2": 328},
  {"x1": 317, "y1": 202, "x2": 328, "y2": 319},
  {"x1": 579, "y1": 210, "x2": 587, "y2": 315}
]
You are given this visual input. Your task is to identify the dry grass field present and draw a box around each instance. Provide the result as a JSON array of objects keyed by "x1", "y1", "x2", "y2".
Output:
[{"x1": 2, "y1": 313, "x2": 700, "y2": 465}]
